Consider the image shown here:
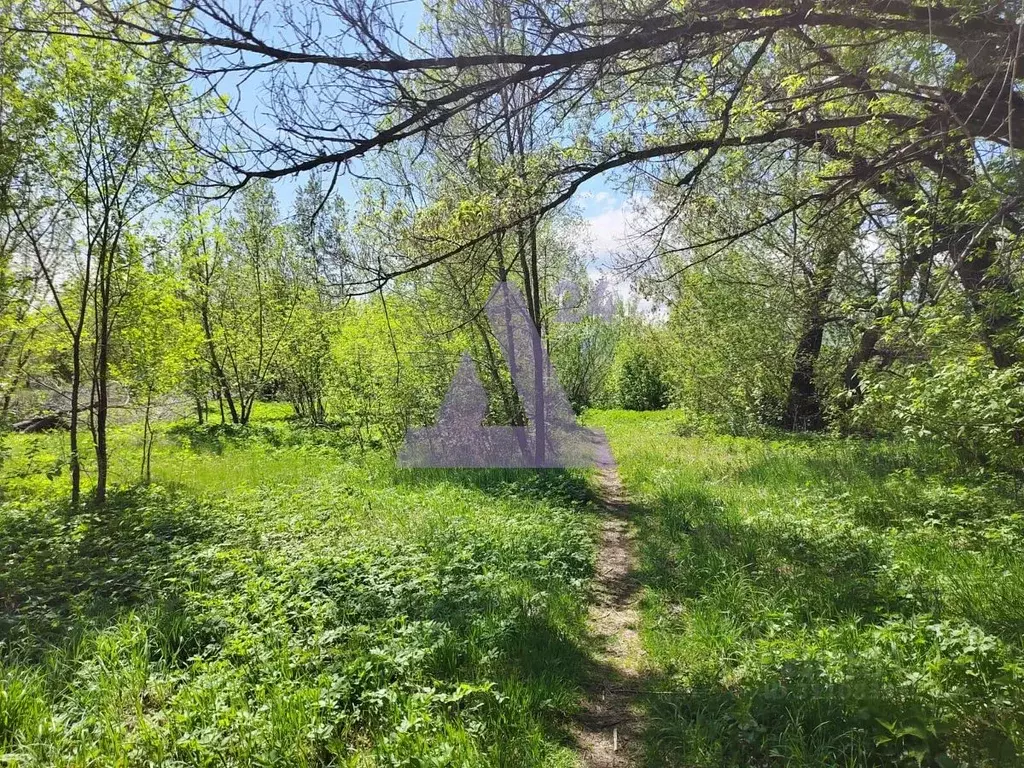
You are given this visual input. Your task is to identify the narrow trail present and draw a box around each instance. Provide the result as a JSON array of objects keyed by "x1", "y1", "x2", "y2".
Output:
[{"x1": 574, "y1": 465, "x2": 643, "y2": 767}]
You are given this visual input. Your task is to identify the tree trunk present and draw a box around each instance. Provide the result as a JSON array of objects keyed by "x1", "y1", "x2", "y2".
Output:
[
  {"x1": 200, "y1": 303, "x2": 239, "y2": 423},
  {"x1": 782, "y1": 236, "x2": 841, "y2": 431},
  {"x1": 240, "y1": 393, "x2": 255, "y2": 425},
  {"x1": 813, "y1": 136, "x2": 1019, "y2": 374},
  {"x1": 225, "y1": 385, "x2": 240, "y2": 424},
  {"x1": 498, "y1": 274, "x2": 531, "y2": 460},
  {"x1": 94, "y1": 298, "x2": 110, "y2": 506},
  {"x1": 783, "y1": 319, "x2": 828, "y2": 431},
  {"x1": 475, "y1": 316, "x2": 516, "y2": 426},
  {"x1": 69, "y1": 341, "x2": 82, "y2": 506},
  {"x1": 955, "y1": 238, "x2": 1019, "y2": 369},
  {"x1": 528, "y1": 216, "x2": 546, "y2": 465},
  {"x1": 141, "y1": 390, "x2": 153, "y2": 484},
  {"x1": 839, "y1": 240, "x2": 934, "y2": 407},
  {"x1": 841, "y1": 326, "x2": 882, "y2": 405}
]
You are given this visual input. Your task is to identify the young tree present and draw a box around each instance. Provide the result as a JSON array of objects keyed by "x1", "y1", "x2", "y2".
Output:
[
  {"x1": 199, "y1": 181, "x2": 301, "y2": 425},
  {"x1": 12, "y1": 6, "x2": 191, "y2": 504},
  {"x1": 111, "y1": 239, "x2": 197, "y2": 482},
  {"x1": 177, "y1": 202, "x2": 236, "y2": 423},
  {"x1": 0, "y1": 0, "x2": 55, "y2": 421}
]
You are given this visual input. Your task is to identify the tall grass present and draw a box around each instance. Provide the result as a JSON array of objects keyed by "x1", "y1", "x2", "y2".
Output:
[
  {"x1": 0, "y1": 409, "x2": 597, "y2": 766},
  {"x1": 6, "y1": 407, "x2": 1023, "y2": 765},
  {"x1": 590, "y1": 409, "x2": 1024, "y2": 767}
]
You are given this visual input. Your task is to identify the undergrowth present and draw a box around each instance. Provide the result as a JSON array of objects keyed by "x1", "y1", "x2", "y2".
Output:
[
  {"x1": 6, "y1": 406, "x2": 1023, "y2": 766},
  {"x1": 590, "y1": 409, "x2": 1024, "y2": 768},
  {"x1": 0, "y1": 407, "x2": 596, "y2": 766}
]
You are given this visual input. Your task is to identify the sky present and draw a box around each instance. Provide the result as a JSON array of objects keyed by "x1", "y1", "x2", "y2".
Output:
[
  {"x1": 235, "y1": 0, "x2": 643, "y2": 300},
  {"x1": 579, "y1": 189, "x2": 637, "y2": 267},
  {"x1": 273, "y1": 175, "x2": 636, "y2": 279}
]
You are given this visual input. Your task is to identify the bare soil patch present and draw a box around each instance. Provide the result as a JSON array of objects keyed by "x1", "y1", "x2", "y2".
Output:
[{"x1": 574, "y1": 466, "x2": 643, "y2": 767}]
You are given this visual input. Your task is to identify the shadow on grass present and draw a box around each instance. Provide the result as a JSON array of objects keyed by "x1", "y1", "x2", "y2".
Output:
[
  {"x1": 637, "y1": 483, "x2": 916, "y2": 623},
  {"x1": 395, "y1": 466, "x2": 594, "y2": 507},
  {"x1": 630, "y1": 660, "x2": 1023, "y2": 768},
  {"x1": 478, "y1": 604, "x2": 611, "y2": 761},
  {"x1": 165, "y1": 421, "x2": 286, "y2": 454},
  {"x1": 626, "y1": 464, "x2": 1024, "y2": 766},
  {"x1": 0, "y1": 486, "x2": 221, "y2": 656},
  {"x1": 392, "y1": 464, "x2": 623, "y2": 759},
  {"x1": 727, "y1": 436, "x2": 913, "y2": 489}
]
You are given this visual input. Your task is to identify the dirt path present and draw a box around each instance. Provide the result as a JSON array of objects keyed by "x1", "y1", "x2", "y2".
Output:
[{"x1": 573, "y1": 465, "x2": 643, "y2": 767}]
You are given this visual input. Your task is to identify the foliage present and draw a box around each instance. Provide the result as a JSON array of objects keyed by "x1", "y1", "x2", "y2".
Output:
[
  {"x1": 856, "y1": 294, "x2": 1024, "y2": 474},
  {"x1": 593, "y1": 410, "x2": 1024, "y2": 767},
  {"x1": 658, "y1": 255, "x2": 793, "y2": 431},
  {"x1": 614, "y1": 327, "x2": 669, "y2": 412},
  {"x1": 111, "y1": 242, "x2": 199, "y2": 404},
  {"x1": 2, "y1": 0, "x2": 1024, "y2": 762},
  {"x1": 326, "y1": 297, "x2": 459, "y2": 448},
  {"x1": 549, "y1": 316, "x2": 620, "y2": 412},
  {"x1": 0, "y1": 412, "x2": 593, "y2": 766}
]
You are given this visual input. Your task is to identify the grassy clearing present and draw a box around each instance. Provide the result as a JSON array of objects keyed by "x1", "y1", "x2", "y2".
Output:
[
  {"x1": 0, "y1": 407, "x2": 597, "y2": 766},
  {"x1": 6, "y1": 407, "x2": 1024, "y2": 766},
  {"x1": 589, "y1": 410, "x2": 1024, "y2": 767}
]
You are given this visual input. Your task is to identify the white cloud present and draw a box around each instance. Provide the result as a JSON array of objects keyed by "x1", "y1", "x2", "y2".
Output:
[
  {"x1": 581, "y1": 196, "x2": 668, "y2": 321},
  {"x1": 583, "y1": 196, "x2": 659, "y2": 261},
  {"x1": 585, "y1": 205, "x2": 632, "y2": 260},
  {"x1": 577, "y1": 189, "x2": 616, "y2": 210}
]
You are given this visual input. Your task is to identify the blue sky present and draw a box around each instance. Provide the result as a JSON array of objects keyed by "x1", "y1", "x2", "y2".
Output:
[{"x1": 230, "y1": 0, "x2": 636, "y2": 281}]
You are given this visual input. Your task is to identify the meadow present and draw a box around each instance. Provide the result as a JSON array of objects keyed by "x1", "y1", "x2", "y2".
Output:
[
  {"x1": 1, "y1": 408, "x2": 1023, "y2": 766},
  {"x1": 594, "y1": 411, "x2": 1024, "y2": 767},
  {"x1": 0, "y1": 405, "x2": 595, "y2": 766}
]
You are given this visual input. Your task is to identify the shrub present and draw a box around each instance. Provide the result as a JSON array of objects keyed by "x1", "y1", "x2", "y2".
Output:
[{"x1": 616, "y1": 342, "x2": 668, "y2": 411}]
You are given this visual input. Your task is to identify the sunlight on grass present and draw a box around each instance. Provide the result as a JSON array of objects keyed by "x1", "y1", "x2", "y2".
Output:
[
  {"x1": 6, "y1": 408, "x2": 1024, "y2": 765},
  {"x1": 589, "y1": 409, "x2": 1024, "y2": 767},
  {"x1": 0, "y1": 411, "x2": 595, "y2": 767}
]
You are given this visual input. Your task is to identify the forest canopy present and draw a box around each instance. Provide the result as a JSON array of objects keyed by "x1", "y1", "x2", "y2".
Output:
[{"x1": 4, "y1": 1, "x2": 1024, "y2": 766}]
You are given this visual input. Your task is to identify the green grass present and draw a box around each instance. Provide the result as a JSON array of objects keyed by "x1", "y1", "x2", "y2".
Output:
[
  {"x1": 588, "y1": 410, "x2": 1024, "y2": 767},
  {"x1": 0, "y1": 407, "x2": 598, "y2": 766},
  {"x1": 5, "y1": 407, "x2": 1024, "y2": 766}
]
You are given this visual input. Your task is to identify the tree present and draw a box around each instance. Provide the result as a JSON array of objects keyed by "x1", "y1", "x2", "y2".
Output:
[
  {"x1": 111, "y1": 241, "x2": 197, "y2": 482},
  {"x1": 79, "y1": 1, "x2": 1017, "y2": 296},
  {"x1": 0, "y1": 0, "x2": 54, "y2": 421},
  {"x1": 196, "y1": 181, "x2": 300, "y2": 425},
  {"x1": 23, "y1": 0, "x2": 1016, "y2": 448},
  {"x1": 11, "y1": 4, "x2": 191, "y2": 504}
]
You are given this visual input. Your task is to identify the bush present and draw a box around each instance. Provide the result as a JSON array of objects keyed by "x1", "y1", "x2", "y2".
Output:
[
  {"x1": 855, "y1": 300, "x2": 1024, "y2": 474},
  {"x1": 616, "y1": 342, "x2": 668, "y2": 411}
]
